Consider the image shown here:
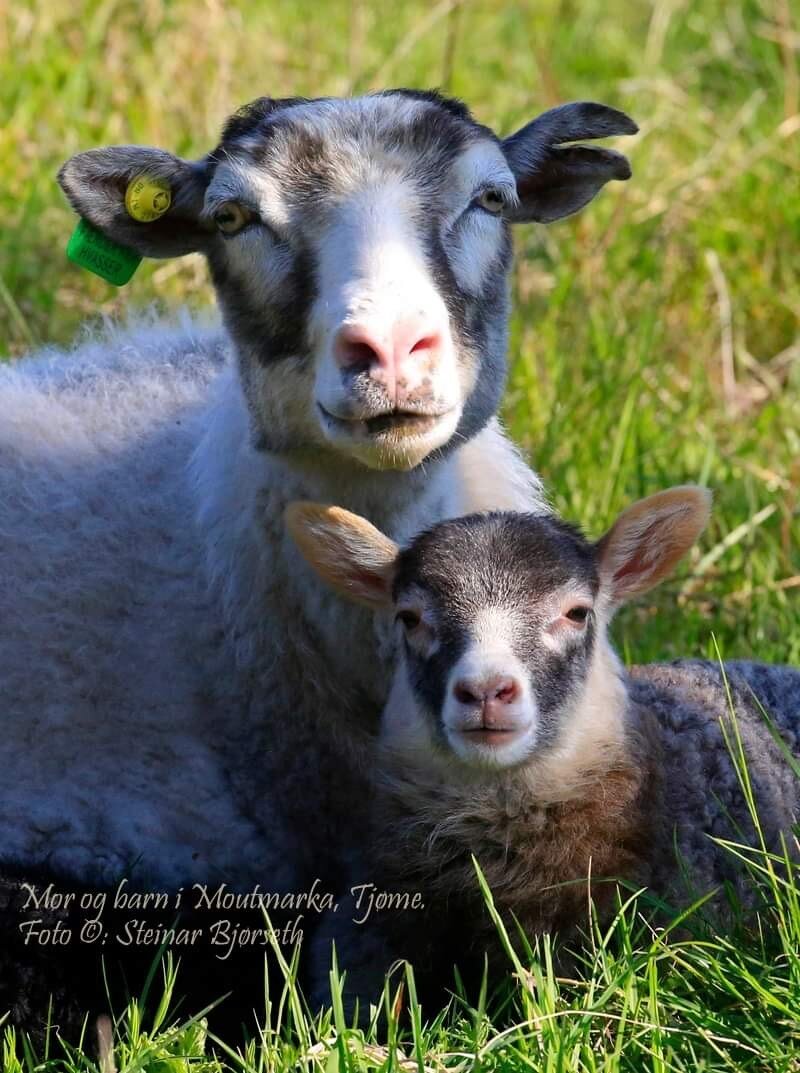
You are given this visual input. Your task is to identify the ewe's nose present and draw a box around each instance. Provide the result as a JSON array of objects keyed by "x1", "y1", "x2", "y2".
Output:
[
  {"x1": 452, "y1": 675, "x2": 522, "y2": 727},
  {"x1": 333, "y1": 316, "x2": 445, "y2": 403}
]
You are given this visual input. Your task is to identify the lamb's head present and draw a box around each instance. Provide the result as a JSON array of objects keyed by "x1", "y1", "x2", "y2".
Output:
[
  {"x1": 286, "y1": 487, "x2": 710, "y2": 770},
  {"x1": 58, "y1": 91, "x2": 636, "y2": 471}
]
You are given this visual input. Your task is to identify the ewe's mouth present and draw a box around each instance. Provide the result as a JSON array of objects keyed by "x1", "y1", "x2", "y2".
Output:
[
  {"x1": 459, "y1": 727, "x2": 526, "y2": 747},
  {"x1": 318, "y1": 404, "x2": 453, "y2": 439}
]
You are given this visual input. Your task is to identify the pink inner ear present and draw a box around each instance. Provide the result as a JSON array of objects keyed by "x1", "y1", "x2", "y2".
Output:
[
  {"x1": 611, "y1": 520, "x2": 663, "y2": 585},
  {"x1": 613, "y1": 552, "x2": 648, "y2": 583},
  {"x1": 350, "y1": 568, "x2": 386, "y2": 594}
]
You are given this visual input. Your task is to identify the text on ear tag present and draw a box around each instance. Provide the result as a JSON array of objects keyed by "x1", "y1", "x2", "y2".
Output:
[
  {"x1": 66, "y1": 218, "x2": 142, "y2": 286},
  {"x1": 125, "y1": 174, "x2": 172, "y2": 222}
]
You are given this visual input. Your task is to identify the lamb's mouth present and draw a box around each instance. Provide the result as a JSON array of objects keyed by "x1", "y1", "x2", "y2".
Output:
[
  {"x1": 318, "y1": 404, "x2": 455, "y2": 439},
  {"x1": 445, "y1": 720, "x2": 536, "y2": 765}
]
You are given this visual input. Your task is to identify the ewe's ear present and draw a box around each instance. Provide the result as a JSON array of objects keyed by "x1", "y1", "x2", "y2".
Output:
[
  {"x1": 58, "y1": 146, "x2": 213, "y2": 258},
  {"x1": 284, "y1": 502, "x2": 399, "y2": 610},
  {"x1": 596, "y1": 486, "x2": 712, "y2": 607},
  {"x1": 502, "y1": 102, "x2": 638, "y2": 223}
]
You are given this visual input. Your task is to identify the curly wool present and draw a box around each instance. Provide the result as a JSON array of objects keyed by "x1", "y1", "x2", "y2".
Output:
[{"x1": 630, "y1": 659, "x2": 800, "y2": 901}]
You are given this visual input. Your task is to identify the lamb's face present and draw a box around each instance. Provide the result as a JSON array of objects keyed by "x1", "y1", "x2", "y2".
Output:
[
  {"x1": 58, "y1": 90, "x2": 637, "y2": 473},
  {"x1": 285, "y1": 487, "x2": 711, "y2": 773},
  {"x1": 390, "y1": 514, "x2": 601, "y2": 768},
  {"x1": 203, "y1": 92, "x2": 514, "y2": 470}
]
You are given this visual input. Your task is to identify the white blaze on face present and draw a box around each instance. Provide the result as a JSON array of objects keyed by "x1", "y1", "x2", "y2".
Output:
[
  {"x1": 442, "y1": 605, "x2": 538, "y2": 768},
  {"x1": 310, "y1": 178, "x2": 459, "y2": 410}
]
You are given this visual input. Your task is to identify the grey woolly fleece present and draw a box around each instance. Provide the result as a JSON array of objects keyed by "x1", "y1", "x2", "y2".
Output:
[{"x1": 630, "y1": 659, "x2": 799, "y2": 903}]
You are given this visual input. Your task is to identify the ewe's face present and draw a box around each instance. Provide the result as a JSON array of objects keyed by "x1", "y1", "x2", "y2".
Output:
[
  {"x1": 60, "y1": 90, "x2": 636, "y2": 471},
  {"x1": 204, "y1": 93, "x2": 515, "y2": 470},
  {"x1": 391, "y1": 514, "x2": 600, "y2": 769}
]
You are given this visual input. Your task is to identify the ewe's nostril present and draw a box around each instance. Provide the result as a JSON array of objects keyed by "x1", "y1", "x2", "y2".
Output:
[
  {"x1": 454, "y1": 680, "x2": 482, "y2": 705},
  {"x1": 333, "y1": 325, "x2": 390, "y2": 371},
  {"x1": 492, "y1": 678, "x2": 520, "y2": 705},
  {"x1": 344, "y1": 341, "x2": 381, "y2": 368},
  {"x1": 409, "y1": 334, "x2": 441, "y2": 357},
  {"x1": 333, "y1": 320, "x2": 445, "y2": 375}
]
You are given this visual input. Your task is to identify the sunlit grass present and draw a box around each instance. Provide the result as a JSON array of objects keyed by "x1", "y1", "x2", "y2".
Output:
[
  {"x1": 5, "y1": 813, "x2": 799, "y2": 1072},
  {"x1": 2, "y1": 0, "x2": 799, "y2": 1067}
]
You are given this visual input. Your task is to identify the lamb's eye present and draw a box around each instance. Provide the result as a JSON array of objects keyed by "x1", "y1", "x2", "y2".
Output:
[
  {"x1": 213, "y1": 201, "x2": 252, "y2": 235},
  {"x1": 475, "y1": 188, "x2": 505, "y2": 215},
  {"x1": 564, "y1": 605, "x2": 591, "y2": 625},
  {"x1": 396, "y1": 609, "x2": 422, "y2": 631}
]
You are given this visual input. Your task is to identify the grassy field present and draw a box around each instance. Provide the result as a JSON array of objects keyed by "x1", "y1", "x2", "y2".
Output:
[{"x1": 2, "y1": 0, "x2": 799, "y2": 1068}]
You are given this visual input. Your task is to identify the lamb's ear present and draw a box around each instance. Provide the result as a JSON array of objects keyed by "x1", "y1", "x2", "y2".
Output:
[
  {"x1": 58, "y1": 146, "x2": 213, "y2": 258},
  {"x1": 284, "y1": 502, "x2": 399, "y2": 610},
  {"x1": 502, "y1": 102, "x2": 638, "y2": 224},
  {"x1": 596, "y1": 486, "x2": 712, "y2": 607}
]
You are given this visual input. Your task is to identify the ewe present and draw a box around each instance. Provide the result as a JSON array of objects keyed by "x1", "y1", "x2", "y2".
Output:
[
  {"x1": 1, "y1": 91, "x2": 637, "y2": 893},
  {"x1": 287, "y1": 490, "x2": 800, "y2": 1011}
]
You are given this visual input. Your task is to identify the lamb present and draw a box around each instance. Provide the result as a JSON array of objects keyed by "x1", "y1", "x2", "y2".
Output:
[
  {"x1": 0, "y1": 90, "x2": 638, "y2": 900},
  {"x1": 286, "y1": 489, "x2": 800, "y2": 1012}
]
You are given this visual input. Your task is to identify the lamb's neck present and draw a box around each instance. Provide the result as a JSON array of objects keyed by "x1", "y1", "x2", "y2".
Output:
[{"x1": 377, "y1": 665, "x2": 654, "y2": 919}]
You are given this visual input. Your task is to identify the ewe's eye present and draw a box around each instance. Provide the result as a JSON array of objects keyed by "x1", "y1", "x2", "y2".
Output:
[
  {"x1": 213, "y1": 201, "x2": 253, "y2": 235},
  {"x1": 564, "y1": 605, "x2": 591, "y2": 626},
  {"x1": 474, "y1": 188, "x2": 505, "y2": 215},
  {"x1": 396, "y1": 608, "x2": 422, "y2": 632}
]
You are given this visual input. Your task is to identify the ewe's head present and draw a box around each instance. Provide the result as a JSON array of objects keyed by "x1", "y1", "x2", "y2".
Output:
[
  {"x1": 59, "y1": 91, "x2": 636, "y2": 471},
  {"x1": 286, "y1": 488, "x2": 710, "y2": 770}
]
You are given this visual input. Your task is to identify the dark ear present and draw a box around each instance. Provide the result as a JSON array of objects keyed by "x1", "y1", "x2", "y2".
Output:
[
  {"x1": 596, "y1": 486, "x2": 712, "y2": 608},
  {"x1": 502, "y1": 102, "x2": 638, "y2": 223},
  {"x1": 58, "y1": 146, "x2": 214, "y2": 258}
]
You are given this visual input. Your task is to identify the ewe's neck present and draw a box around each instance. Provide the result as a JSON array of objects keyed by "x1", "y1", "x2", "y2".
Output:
[
  {"x1": 190, "y1": 369, "x2": 456, "y2": 697},
  {"x1": 195, "y1": 366, "x2": 455, "y2": 524}
]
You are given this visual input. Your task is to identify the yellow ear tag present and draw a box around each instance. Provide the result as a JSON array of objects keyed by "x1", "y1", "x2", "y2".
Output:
[{"x1": 125, "y1": 174, "x2": 172, "y2": 222}]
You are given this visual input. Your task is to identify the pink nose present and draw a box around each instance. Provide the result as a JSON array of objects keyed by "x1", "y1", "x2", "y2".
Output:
[
  {"x1": 333, "y1": 317, "x2": 444, "y2": 401},
  {"x1": 453, "y1": 676, "x2": 521, "y2": 722}
]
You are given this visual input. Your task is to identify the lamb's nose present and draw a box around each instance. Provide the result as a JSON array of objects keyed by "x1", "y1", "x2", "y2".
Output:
[
  {"x1": 453, "y1": 676, "x2": 521, "y2": 715},
  {"x1": 333, "y1": 317, "x2": 445, "y2": 401}
]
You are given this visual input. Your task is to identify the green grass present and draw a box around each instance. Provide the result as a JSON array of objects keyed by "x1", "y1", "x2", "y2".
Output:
[
  {"x1": 4, "y1": 827, "x2": 800, "y2": 1072},
  {"x1": 2, "y1": 0, "x2": 799, "y2": 1067}
]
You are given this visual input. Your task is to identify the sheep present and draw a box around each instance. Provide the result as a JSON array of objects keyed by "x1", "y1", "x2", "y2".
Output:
[
  {"x1": 286, "y1": 489, "x2": 800, "y2": 1012},
  {"x1": 1, "y1": 90, "x2": 638, "y2": 901}
]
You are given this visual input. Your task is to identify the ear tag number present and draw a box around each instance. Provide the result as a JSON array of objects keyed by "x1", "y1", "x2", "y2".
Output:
[
  {"x1": 66, "y1": 218, "x2": 142, "y2": 287},
  {"x1": 125, "y1": 174, "x2": 172, "y2": 222}
]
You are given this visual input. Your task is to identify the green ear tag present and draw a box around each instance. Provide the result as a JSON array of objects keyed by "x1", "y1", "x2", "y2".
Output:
[{"x1": 66, "y1": 218, "x2": 142, "y2": 287}]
